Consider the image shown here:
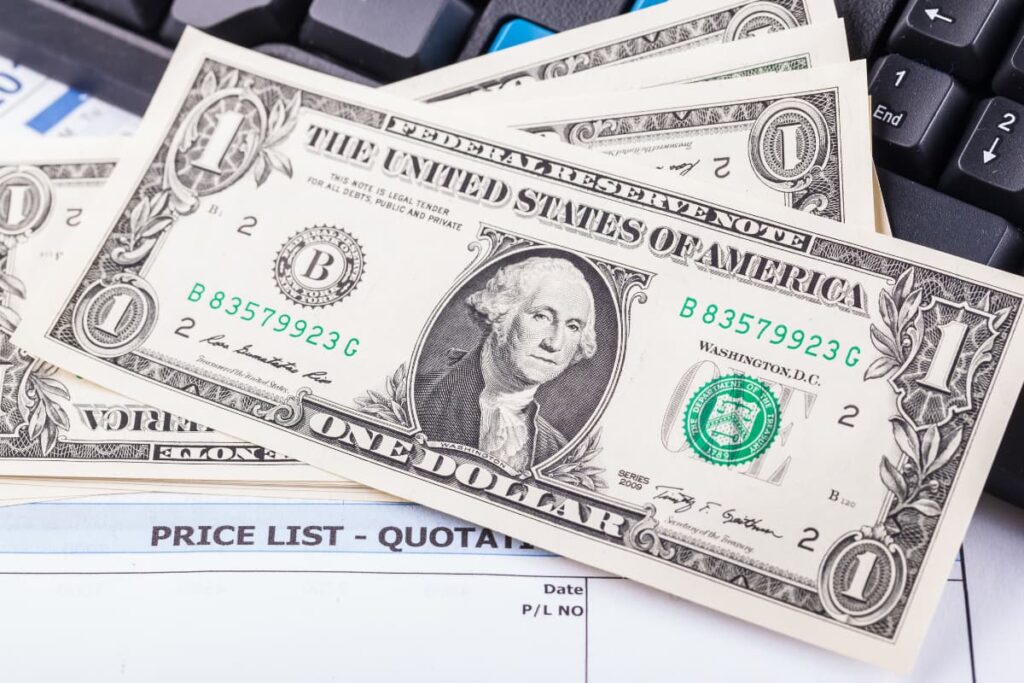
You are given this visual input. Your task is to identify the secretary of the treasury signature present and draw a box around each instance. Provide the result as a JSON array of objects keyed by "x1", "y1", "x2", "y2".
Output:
[{"x1": 653, "y1": 485, "x2": 783, "y2": 539}]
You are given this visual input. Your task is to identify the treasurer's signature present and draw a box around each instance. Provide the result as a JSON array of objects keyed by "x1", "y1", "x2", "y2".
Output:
[
  {"x1": 660, "y1": 160, "x2": 700, "y2": 177},
  {"x1": 198, "y1": 333, "x2": 333, "y2": 385}
]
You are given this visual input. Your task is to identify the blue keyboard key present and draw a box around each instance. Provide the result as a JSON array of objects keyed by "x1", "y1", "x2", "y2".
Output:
[
  {"x1": 630, "y1": 0, "x2": 668, "y2": 10},
  {"x1": 27, "y1": 88, "x2": 88, "y2": 134},
  {"x1": 488, "y1": 17, "x2": 554, "y2": 53}
]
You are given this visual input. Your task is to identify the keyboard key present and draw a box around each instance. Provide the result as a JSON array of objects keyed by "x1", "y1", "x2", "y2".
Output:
[
  {"x1": 992, "y1": 387, "x2": 1024, "y2": 507},
  {"x1": 255, "y1": 44, "x2": 380, "y2": 87},
  {"x1": 0, "y1": 0, "x2": 170, "y2": 114},
  {"x1": 869, "y1": 55, "x2": 973, "y2": 183},
  {"x1": 629, "y1": 0, "x2": 667, "y2": 10},
  {"x1": 833, "y1": 0, "x2": 903, "y2": 60},
  {"x1": 300, "y1": 0, "x2": 474, "y2": 80},
  {"x1": 75, "y1": 0, "x2": 172, "y2": 32},
  {"x1": 993, "y1": 22, "x2": 1024, "y2": 101},
  {"x1": 878, "y1": 168, "x2": 1024, "y2": 271},
  {"x1": 160, "y1": 0, "x2": 308, "y2": 46},
  {"x1": 940, "y1": 97, "x2": 1024, "y2": 222},
  {"x1": 888, "y1": 0, "x2": 1024, "y2": 85},
  {"x1": 457, "y1": 0, "x2": 625, "y2": 59},
  {"x1": 488, "y1": 18, "x2": 554, "y2": 53}
]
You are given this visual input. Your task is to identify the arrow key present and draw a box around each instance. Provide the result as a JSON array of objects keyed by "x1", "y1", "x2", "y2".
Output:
[
  {"x1": 993, "y1": 21, "x2": 1024, "y2": 101},
  {"x1": 940, "y1": 97, "x2": 1024, "y2": 222},
  {"x1": 889, "y1": 0, "x2": 1024, "y2": 85}
]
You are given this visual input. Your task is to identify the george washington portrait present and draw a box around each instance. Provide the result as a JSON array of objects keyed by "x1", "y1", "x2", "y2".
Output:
[{"x1": 414, "y1": 251, "x2": 618, "y2": 477}]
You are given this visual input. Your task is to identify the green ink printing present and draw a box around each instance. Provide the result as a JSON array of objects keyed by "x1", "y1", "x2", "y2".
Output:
[
  {"x1": 679, "y1": 296, "x2": 861, "y2": 367},
  {"x1": 186, "y1": 282, "x2": 359, "y2": 356},
  {"x1": 683, "y1": 374, "x2": 781, "y2": 467}
]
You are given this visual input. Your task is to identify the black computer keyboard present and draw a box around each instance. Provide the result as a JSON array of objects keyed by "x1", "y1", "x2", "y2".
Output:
[{"x1": 1, "y1": 0, "x2": 1023, "y2": 508}]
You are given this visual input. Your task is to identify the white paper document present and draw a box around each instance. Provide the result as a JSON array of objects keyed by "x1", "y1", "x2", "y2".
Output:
[{"x1": 0, "y1": 492, "x2": 1020, "y2": 681}]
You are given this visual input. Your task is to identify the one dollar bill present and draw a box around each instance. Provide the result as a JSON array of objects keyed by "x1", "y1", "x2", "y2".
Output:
[
  {"x1": 447, "y1": 20, "x2": 851, "y2": 105},
  {"x1": 16, "y1": 31, "x2": 1024, "y2": 671},
  {"x1": 0, "y1": 139, "x2": 343, "y2": 486},
  {"x1": 454, "y1": 62, "x2": 875, "y2": 228},
  {"x1": 386, "y1": 0, "x2": 839, "y2": 102}
]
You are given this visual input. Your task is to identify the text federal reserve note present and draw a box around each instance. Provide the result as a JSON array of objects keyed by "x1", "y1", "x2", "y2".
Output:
[
  {"x1": 0, "y1": 139, "x2": 343, "y2": 485},
  {"x1": 456, "y1": 63, "x2": 874, "y2": 228},
  {"x1": 15, "y1": 32, "x2": 1024, "y2": 671},
  {"x1": 386, "y1": 0, "x2": 838, "y2": 102}
]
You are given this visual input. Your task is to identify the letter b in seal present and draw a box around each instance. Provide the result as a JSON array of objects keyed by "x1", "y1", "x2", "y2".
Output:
[{"x1": 301, "y1": 249, "x2": 337, "y2": 282}]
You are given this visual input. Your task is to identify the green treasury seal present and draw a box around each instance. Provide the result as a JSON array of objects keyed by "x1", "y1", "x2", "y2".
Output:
[{"x1": 684, "y1": 374, "x2": 780, "y2": 466}]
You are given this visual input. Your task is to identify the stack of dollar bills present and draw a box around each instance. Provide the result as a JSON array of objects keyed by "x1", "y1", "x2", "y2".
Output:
[{"x1": 2, "y1": 0, "x2": 1022, "y2": 671}]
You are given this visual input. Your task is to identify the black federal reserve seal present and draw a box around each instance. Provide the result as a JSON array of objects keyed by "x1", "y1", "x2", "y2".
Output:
[{"x1": 274, "y1": 225, "x2": 364, "y2": 308}]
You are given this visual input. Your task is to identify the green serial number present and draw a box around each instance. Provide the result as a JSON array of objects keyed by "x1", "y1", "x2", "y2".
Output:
[
  {"x1": 679, "y1": 296, "x2": 860, "y2": 367},
  {"x1": 187, "y1": 282, "x2": 359, "y2": 356}
]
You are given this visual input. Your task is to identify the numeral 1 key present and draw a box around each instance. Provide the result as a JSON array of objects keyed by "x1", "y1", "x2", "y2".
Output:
[{"x1": 869, "y1": 54, "x2": 972, "y2": 184}]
